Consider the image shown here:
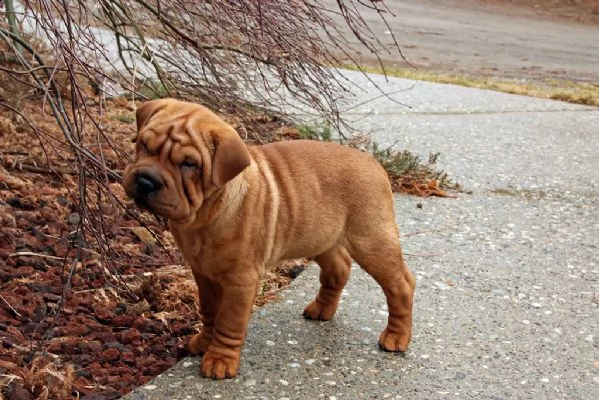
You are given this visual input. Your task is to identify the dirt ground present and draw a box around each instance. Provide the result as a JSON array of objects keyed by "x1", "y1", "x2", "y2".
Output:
[
  {"x1": 0, "y1": 1, "x2": 597, "y2": 399},
  {"x1": 477, "y1": 0, "x2": 599, "y2": 23},
  {"x1": 333, "y1": 0, "x2": 599, "y2": 84}
]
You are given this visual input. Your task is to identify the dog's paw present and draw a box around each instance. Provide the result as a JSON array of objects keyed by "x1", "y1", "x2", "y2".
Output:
[
  {"x1": 378, "y1": 327, "x2": 410, "y2": 353},
  {"x1": 200, "y1": 351, "x2": 240, "y2": 379},
  {"x1": 188, "y1": 332, "x2": 212, "y2": 355},
  {"x1": 303, "y1": 300, "x2": 337, "y2": 321}
]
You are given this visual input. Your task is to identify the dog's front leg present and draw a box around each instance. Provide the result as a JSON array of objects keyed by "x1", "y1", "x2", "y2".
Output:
[
  {"x1": 199, "y1": 268, "x2": 259, "y2": 379},
  {"x1": 188, "y1": 272, "x2": 221, "y2": 356}
]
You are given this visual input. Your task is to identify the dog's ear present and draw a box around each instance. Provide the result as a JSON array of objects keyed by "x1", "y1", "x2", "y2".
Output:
[
  {"x1": 133, "y1": 100, "x2": 168, "y2": 142},
  {"x1": 212, "y1": 133, "x2": 251, "y2": 188}
]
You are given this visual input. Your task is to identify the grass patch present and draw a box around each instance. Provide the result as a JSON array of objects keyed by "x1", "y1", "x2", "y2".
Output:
[
  {"x1": 297, "y1": 122, "x2": 333, "y2": 141},
  {"x1": 369, "y1": 142, "x2": 457, "y2": 196},
  {"x1": 138, "y1": 80, "x2": 171, "y2": 99},
  {"x1": 339, "y1": 64, "x2": 599, "y2": 107},
  {"x1": 112, "y1": 111, "x2": 135, "y2": 124}
]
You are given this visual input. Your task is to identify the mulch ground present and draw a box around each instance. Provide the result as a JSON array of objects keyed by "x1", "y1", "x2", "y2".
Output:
[{"x1": 0, "y1": 96, "x2": 305, "y2": 399}]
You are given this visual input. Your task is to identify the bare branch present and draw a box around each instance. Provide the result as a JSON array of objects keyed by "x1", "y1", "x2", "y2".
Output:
[{"x1": 0, "y1": 0, "x2": 405, "y2": 343}]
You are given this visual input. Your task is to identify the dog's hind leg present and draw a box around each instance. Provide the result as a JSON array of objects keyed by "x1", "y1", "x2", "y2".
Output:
[
  {"x1": 349, "y1": 233, "x2": 416, "y2": 352},
  {"x1": 303, "y1": 245, "x2": 352, "y2": 321}
]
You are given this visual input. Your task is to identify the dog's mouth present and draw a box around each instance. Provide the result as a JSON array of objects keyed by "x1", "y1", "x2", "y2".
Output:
[
  {"x1": 133, "y1": 195, "x2": 152, "y2": 211},
  {"x1": 133, "y1": 194, "x2": 173, "y2": 215},
  {"x1": 129, "y1": 191, "x2": 187, "y2": 221}
]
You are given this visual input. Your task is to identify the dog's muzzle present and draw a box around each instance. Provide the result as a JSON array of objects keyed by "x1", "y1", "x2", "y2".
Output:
[{"x1": 125, "y1": 169, "x2": 164, "y2": 206}]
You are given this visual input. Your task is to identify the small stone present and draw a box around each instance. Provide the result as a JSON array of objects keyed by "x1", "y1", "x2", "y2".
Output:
[
  {"x1": 266, "y1": 340, "x2": 275, "y2": 346},
  {"x1": 67, "y1": 213, "x2": 80, "y2": 225},
  {"x1": 144, "y1": 384, "x2": 157, "y2": 390}
]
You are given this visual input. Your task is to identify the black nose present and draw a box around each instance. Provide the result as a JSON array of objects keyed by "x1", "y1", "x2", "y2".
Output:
[{"x1": 135, "y1": 172, "x2": 162, "y2": 195}]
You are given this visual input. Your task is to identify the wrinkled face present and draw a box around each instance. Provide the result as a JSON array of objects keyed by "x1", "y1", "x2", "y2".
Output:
[{"x1": 122, "y1": 99, "x2": 251, "y2": 222}]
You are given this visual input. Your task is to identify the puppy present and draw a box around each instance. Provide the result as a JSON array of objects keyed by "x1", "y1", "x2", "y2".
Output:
[{"x1": 122, "y1": 99, "x2": 416, "y2": 379}]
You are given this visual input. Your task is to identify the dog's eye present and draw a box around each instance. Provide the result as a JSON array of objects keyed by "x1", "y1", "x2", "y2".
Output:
[
  {"x1": 181, "y1": 159, "x2": 197, "y2": 169},
  {"x1": 138, "y1": 141, "x2": 149, "y2": 155}
]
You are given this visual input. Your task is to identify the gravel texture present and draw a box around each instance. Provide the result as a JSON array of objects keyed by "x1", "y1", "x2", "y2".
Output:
[{"x1": 123, "y1": 73, "x2": 599, "y2": 399}]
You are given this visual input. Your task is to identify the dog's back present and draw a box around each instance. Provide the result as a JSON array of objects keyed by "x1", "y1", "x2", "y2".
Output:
[{"x1": 252, "y1": 140, "x2": 398, "y2": 262}]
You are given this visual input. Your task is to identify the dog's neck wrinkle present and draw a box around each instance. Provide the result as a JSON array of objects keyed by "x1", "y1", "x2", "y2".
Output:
[
  {"x1": 171, "y1": 172, "x2": 247, "y2": 234},
  {"x1": 204, "y1": 174, "x2": 248, "y2": 227},
  {"x1": 248, "y1": 151, "x2": 280, "y2": 265}
]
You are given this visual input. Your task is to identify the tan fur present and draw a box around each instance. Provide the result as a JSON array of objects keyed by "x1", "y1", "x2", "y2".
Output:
[{"x1": 122, "y1": 99, "x2": 416, "y2": 379}]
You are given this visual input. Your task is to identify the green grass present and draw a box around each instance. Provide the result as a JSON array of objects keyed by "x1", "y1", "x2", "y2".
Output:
[
  {"x1": 368, "y1": 142, "x2": 456, "y2": 193},
  {"x1": 369, "y1": 142, "x2": 446, "y2": 182},
  {"x1": 112, "y1": 112, "x2": 135, "y2": 124},
  {"x1": 297, "y1": 122, "x2": 333, "y2": 141},
  {"x1": 339, "y1": 64, "x2": 599, "y2": 107},
  {"x1": 138, "y1": 80, "x2": 170, "y2": 99}
]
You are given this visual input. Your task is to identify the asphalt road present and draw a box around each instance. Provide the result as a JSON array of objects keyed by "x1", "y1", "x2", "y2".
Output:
[{"x1": 326, "y1": 0, "x2": 599, "y2": 84}]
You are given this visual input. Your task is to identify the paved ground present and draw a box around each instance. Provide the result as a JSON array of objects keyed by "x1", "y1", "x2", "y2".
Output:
[
  {"x1": 123, "y1": 72, "x2": 599, "y2": 399},
  {"x1": 326, "y1": 0, "x2": 599, "y2": 84},
  {"x1": 121, "y1": 3, "x2": 599, "y2": 398}
]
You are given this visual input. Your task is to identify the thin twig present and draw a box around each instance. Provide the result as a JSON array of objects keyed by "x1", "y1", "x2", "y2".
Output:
[
  {"x1": 0, "y1": 294, "x2": 22, "y2": 317},
  {"x1": 8, "y1": 252, "x2": 65, "y2": 260}
]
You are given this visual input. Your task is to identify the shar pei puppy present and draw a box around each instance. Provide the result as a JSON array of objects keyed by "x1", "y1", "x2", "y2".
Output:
[{"x1": 122, "y1": 98, "x2": 416, "y2": 379}]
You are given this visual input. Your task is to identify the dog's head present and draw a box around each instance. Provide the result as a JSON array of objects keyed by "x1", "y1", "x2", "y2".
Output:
[{"x1": 122, "y1": 99, "x2": 251, "y2": 222}]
